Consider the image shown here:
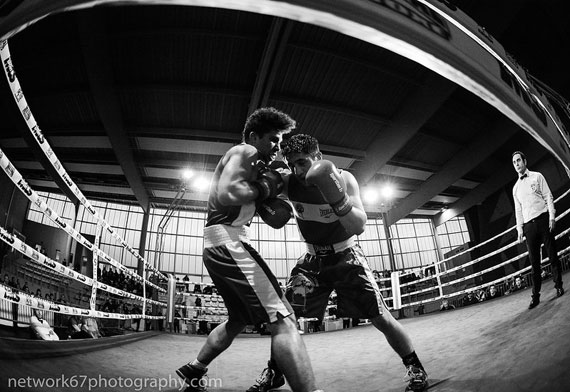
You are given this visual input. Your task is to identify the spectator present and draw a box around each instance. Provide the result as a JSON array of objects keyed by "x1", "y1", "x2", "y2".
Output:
[
  {"x1": 475, "y1": 289, "x2": 487, "y2": 302},
  {"x1": 158, "y1": 309, "x2": 165, "y2": 331},
  {"x1": 486, "y1": 285, "x2": 502, "y2": 300},
  {"x1": 439, "y1": 299, "x2": 456, "y2": 311},
  {"x1": 145, "y1": 308, "x2": 152, "y2": 331},
  {"x1": 83, "y1": 317, "x2": 103, "y2": 339},
  {"x1": 29, "y1": 309, "x2": 59, "y2": 341},
  {"x1": 9, "y1": 276, "x2": 18, "y2": 290},
  {"x1": 174, "y1": 310, "x2": 181, "y2": 333},
  {"x1": 131, "y1": 304, "x2": 142, "y2": 332},
  {"x1": 195, "y1": 297, "x2": 203, "y2": 318},
  {"x1": 67, "y1": 315, "x2": 92, "y2": 339},
  {"x1": 506, "y1": 275, "x2": 526, "y2": 294},
  {"x1": 462, "y1": 291, "x2": 478, "y2": 307}
]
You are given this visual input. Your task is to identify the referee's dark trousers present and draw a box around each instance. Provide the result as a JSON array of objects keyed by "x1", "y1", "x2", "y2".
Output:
[{"x1": 524, "y1": 212, "x2": 564, "y2": 296}]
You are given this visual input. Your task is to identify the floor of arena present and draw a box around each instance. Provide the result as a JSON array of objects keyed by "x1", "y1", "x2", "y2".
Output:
[{"x1": 1, "y1": 275, "x2": 569, "y2": 392}]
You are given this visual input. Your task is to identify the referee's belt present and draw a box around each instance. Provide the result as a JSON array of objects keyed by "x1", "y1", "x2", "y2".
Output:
[
  {"x1": 524, "y1": 212, "x2": 549, "y2": 226},
  {"x1": 306, "y1": 236, "x2": 356, "y2": 256},
  {"x1": 204, "y1": 224, "x2": 251, "y2": 247}
]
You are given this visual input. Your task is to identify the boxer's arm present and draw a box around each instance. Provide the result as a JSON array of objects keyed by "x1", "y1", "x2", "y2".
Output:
[
  {"x1": 339, "y1": 171, "x2": 367, "y2": 236},
  {"x1": 305, "y1": 159, "x2": 366, "y2": 235},
  {"x1": 217, "y1": 145, "x2": 260, "y2": 206}
]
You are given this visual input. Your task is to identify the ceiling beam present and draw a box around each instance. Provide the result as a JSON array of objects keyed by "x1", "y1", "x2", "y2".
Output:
[
  {"x1": 77, "y1": 10, "x2": 149, "y2": 213},
  {"x1": 351, "y1": 72, "x2": 457, "y2": 187},
  {"x1": 248, "y1": 17, "x2": 293, "y2": 114},
  {"x1": 385, "y1": 117, "x2": 518, "y2": 226}
]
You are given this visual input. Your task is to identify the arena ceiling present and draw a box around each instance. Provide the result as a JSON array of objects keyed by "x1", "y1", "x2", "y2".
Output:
[{"x1": 0, "y1": 0, "x2": 568, "y2": 227}]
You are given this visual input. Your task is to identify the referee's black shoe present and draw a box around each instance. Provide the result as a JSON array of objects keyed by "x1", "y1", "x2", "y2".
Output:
[
  {"x1": 528, "y1": 295, "x2": 540, "y2": 309},
  {"x1": 557, "y1": 287, "x2": 565, "y2": 297}
]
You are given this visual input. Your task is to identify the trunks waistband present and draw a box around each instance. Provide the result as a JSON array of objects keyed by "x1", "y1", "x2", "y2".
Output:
[
  {"x1": 204, "y1": 225, "x2": 251, "y2": 248},
  {"x1": 305, "y1": 236, "x2": 356, "y2": 256}
]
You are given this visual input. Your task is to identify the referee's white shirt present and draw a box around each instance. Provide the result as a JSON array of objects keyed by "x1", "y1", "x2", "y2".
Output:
[{"x1": 512, "y1": 169, "x2": 555, "y2": 236}]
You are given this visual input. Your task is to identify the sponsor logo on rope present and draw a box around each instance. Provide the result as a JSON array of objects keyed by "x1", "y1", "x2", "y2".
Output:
[
  {"x1": 31, "y1": 125, "x2": 44, "y2": 143},
  {"x1": 5, "y1": 163, "x2": 15, "y2": 177},
  {"x1": 54, "y1": 216, "x2": 67, "y2": 229},
  {"x1": 62, "y1": 173, "x2": 73, "y2": 187},
  {"x1": 3, "y1": 56, "x2": 15, "y2": 82},
  {"x1": 22, "y1": 106, "x2": 31, "y2": 121},
  {"x1": 82, "y1": 239, "x2": 93, "y2": 250},
  {"x1": 14, "y1": 88, "x2": 23, "y2": 102},
  {"x1": 497, "y1": 60, "x2": 547, "y2": 127},
  {"x1": 17, "y1": 179, "x2": 32, "y2": 196},
  {"x1": 0, "y1": 230, "x2": 14, "y2": 245},
  {"x1": 367, "y1": 0, "x2": 451, "y2": 39},
  {"x1": 43, "y1": 259, "x2": 56, "y2": 269}
]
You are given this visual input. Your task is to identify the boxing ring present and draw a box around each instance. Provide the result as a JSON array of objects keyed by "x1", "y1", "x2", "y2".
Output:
[
  {"x1": 1, "y1": 274, "x2": 569, "y2": 392},
  {"x1": 0, "y1": 1, "x2": 569, "y2": 391}
]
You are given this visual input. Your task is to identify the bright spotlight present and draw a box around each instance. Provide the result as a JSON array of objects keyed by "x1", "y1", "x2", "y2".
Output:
[
  {"x1": 363, "y1": 189, "x2": 379, "y2": 204},
  {"x1": 181, "y1": 169, "x2": 194, "y2": 181},
  {"x1": 381, "y1": 185, "x2": 394, "y2": 199},
  {"x1": 194, "y1": 176, "x2": 210, "y2": 191}
]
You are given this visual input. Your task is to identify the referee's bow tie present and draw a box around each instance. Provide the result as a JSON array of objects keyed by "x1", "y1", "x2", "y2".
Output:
[{"x1": 520, "y1": 173, "x2": 528, "y2": 180}]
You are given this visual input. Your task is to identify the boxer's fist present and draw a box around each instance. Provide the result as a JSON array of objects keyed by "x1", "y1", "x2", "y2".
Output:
[
  {"x1": 306, "y1": 159, "x2": 352, "y2": 216},
  {"x1": 257, "y1": 198, "x2": 293, "y2": 229},
  {"x1": 253, "y1": 167, "x2": 284, "y2": 201}
]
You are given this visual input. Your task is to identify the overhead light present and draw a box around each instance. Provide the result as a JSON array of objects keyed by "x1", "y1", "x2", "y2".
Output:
[
  {"x1": 363, "y1": 188, "x2": 379, "y2": 204},
  {"x1": 194, "y1": 176, "x2": 210, "y2": 191},
  {"x1": 181, "y1": 169, "x2": 194, "y2": 181},
  {"x1": 381, "y1": 184, "x2": 394, "y2": 199}
]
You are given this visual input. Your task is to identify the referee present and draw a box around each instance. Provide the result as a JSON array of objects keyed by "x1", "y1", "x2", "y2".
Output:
[{"x1": 512, "y1": 151, "x2": 564, "y2": 309}]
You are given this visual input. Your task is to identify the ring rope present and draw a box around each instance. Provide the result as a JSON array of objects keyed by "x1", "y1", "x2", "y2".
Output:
[
  {"x1": 0, "y1": 39, "x2": 165, "y2": 282},
  {"x1": 0, "y1": 147, "x2": 164, "y2": 293}
]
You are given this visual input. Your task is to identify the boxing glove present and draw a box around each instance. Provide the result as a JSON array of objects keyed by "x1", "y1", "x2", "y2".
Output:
[
  {"x1": 257, "y1": 198, "x2": 293, "y2": 229},
  {"x1": 306, "y1": 159, "x2": 353, "y2": 216},
  {"x1": 253, "y1": 167, "x2": 284, "y2": 201}
]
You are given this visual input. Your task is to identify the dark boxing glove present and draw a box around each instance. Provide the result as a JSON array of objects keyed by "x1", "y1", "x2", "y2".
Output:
[
  {"x1": 253, "y1": 168, "x2": 284, "y2": 201},
  {"x1": 257, "y1": 198, "x2": 293, "y2": 229},
  {"x1": 305, "y1": 159, "x2": 352, "y2": 216}
]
